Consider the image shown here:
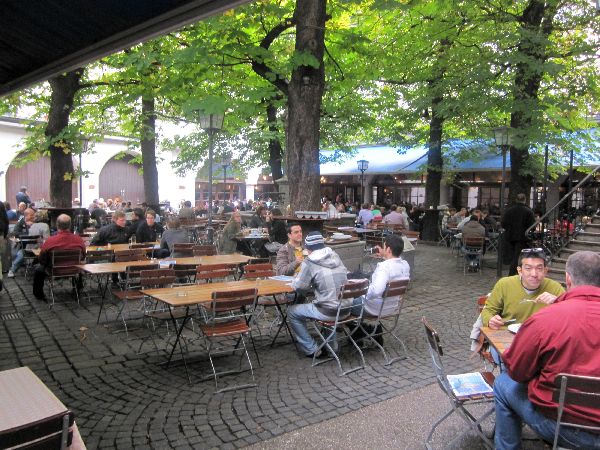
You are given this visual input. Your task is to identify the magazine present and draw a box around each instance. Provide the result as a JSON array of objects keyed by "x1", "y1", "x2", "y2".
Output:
[
  {"x1": 447, "y1": 372, "x2": 493, "y2": 397},
  {"x1": 269, "y1": 275, "x2": 295, "y2": 282}
]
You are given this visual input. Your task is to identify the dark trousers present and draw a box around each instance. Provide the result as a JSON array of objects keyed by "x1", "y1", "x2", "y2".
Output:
[
  {"x1": 507, "y1": 241, "x2": 527, "y2": 276},
  {"x1": 33, "y1": 265, "x2": 83, "y2": 299}
]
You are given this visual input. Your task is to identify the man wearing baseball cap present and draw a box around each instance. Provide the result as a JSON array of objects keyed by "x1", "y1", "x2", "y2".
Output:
[{"x1": 288, "y1": 231, "x2": 348, "y2": 357}]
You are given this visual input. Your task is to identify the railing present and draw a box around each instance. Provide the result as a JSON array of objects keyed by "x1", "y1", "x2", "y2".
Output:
[{"x1": 526, "y1": 165, "x2": 600, "y2": 258}]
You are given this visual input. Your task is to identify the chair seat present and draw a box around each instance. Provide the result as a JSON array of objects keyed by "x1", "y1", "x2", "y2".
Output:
[
  {"x1": 316, "y1": 315, "x2": 351, "y2": 327},
  {"x1": 200, "y1": 319, "x2": 250, "y2": 337},
  {"x1": 147, "y1": 308, "x2": 188, "y2": 321},
  {"x1": 257, "y1": 295, "x2": 293, "y2": 306},
  {"x1": 111, "y1": 289, "x2": 144, "y2": 301}
]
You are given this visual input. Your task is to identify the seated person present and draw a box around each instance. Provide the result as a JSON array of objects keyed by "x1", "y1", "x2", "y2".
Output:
[
  {"x1": 383, "y1": 206, "x2": 407, "y2": 227},
  {"x1": 178, "y1": 200, "x2": 195, "y2": 219},
  {"x1": 90, "y1": 211, "x2": 130, "y2": 245},
  {"x1": 218, "y1": 211, "x2": 242, "y2": 255},
  {"x1": 90, "y1": 206, "x2": 107, "y2": 228},
  {"x1": 269, "y1": 208, "x2": 287, "y2": 245},
  {"x1": 357, "y1": 203, "x2": 373, "y2": 226},
  {"x1": 493, "y1": 251, "x2": 600, "y2": 449},
  {"x1": 13, "y1": 208, "x2": 35, "y2": 235},
  {"x1": 32, "y1": 214, "x2": 86, "y2": 301},
  {"x1": 8, "y1": 210, "x2": 50, "y2": 277},
  {"x1": 248, "y1": 205, "x2": 271, "y2": 230},
  {"x1": 135, "y1": 210, "x2": 163, "y2": 243},
  {"x1": 288, "y1": 232, "x2": 347, "y2": 357},
  {"x1": 461, "y1": 214, "x2": 486, "y2": 268},
  {"x1": 158, "y1": 217, "x2": 189, "y2": 258},
  {"x1": 482, "y1": 248, "x2": 565, "y2": 329},
  {"x1": 127, "y1": 208, "x2": 145, "y2": 238},
  {"x1": 350, "y1": 234, "x2": 410, "y2": 345},
  {"x1": 275, "y1": 223, "x2": 304, "y2": 276},
  {"x1": 4, "y1": 202, "x2": 17, "y2": 221}
]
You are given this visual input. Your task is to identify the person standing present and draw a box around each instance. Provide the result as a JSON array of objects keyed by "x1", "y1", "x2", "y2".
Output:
[
  {"x1": 15, "y1": 186, "x2": 31, "y2": 207},
  {"x1": 501, "y1": 193, "x2": 535, "y2": 275},
  {"x1": 493, "y1": 251, "x2": 600, "y2": 449}
]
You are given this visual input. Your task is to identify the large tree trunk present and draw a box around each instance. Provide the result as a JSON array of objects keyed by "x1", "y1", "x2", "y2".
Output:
[
  {"x1": 509, "y1": 0, "x2": 556, "y2": 203},
  {"x1": 47, "y1": 69, "x2": 83, "y2": 208},
  {"x1": 286, "y1": 0, "x2": 326, "y2": 212},
  {"x1": 266, "y1": 102, "x2": 283, "y2": 186},
  {"x1": 422, "y1": 95, "x2": 444, "y2": 241},
  {"x1": 141, "y1": 96, "x2": 160, "y2": 212}
]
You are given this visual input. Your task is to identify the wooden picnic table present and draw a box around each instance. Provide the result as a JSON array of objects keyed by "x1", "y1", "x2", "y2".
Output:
[
  {"x1": 141, "y1": 278, "x2": 294, "y2": 382},
  {"x1": 77, "y1": 253, "x2": 252, "y2": 275},
  {"x1": 0, "y1": 366, "x2": 85, "y2": 449}
]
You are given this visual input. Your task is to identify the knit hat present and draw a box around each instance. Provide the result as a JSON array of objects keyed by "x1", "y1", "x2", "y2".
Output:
[{"x1": 305, "y1": 231, "x2": 325, "y2": 250}]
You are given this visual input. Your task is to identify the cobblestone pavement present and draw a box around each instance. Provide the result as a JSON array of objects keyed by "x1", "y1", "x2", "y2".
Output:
[{"x1": 0, "y1": 245, "x2": 505, "y2": 449}]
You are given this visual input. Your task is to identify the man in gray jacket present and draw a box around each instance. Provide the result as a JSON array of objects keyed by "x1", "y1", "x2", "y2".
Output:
[{"x1": 288, "y1": 231, "x2": 348, "y2": 357}]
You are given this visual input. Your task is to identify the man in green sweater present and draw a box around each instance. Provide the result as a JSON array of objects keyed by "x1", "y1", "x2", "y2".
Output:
[{"x1": 482, "y1": 248, "x2": 565, "y2": 329}]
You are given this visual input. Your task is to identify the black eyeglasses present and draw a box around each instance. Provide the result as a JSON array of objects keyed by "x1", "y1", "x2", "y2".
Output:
[{"x1": 520, "y1": 248, "x2": 545, "y2": 256}]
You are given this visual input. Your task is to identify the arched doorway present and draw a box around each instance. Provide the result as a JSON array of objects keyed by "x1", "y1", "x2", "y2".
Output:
[
  {"x1": 99, "y1": 155, "x2": 144, "y2": 205},
  {"x1": 6, "y1": 156, "x2": 78, "y2": 206}
]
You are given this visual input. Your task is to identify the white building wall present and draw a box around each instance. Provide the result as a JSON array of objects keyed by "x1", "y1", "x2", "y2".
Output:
[{"x1": 0, "y1": 118, "x2": 196, "y2": 208}]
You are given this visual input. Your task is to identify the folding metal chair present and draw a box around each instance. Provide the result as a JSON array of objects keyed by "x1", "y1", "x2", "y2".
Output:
[
  {"x1": 462, "y1": 236, "x2": 485, "y2": 275},
  {"x1": 0, "y1": 410, "x2": 75, "y2": 450},
  {"x1": 199, "y1": 287, "x2": 258, "y2": 393},
  {"x1": 552, "y1": 373, "x2": 600, "y2": 450},
  {"x1": 354, "y1": 279, "x2": 410, "y2": 366},
  {"x1": 422, "y1": 317, "x2": 495, "y2": 450},
  {"x1": 195, "y1": 263, "x2": 238, "y2": 284},
  {"x1": 46, "y1": 249, "x2": 84, "y2": 307},
  {"x1": 18, "y1": 234, "x2": 41, "y2": 279},
  {"x1": 241, "y1": 262, "x2": 295, "y2": 345},
  {"x1": 311, "y1": 279, "x2": 370, "y2": 376}
]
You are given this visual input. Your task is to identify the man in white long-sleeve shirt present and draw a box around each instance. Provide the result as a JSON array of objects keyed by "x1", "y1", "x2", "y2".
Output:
[{"x1": 351, "y1": 234, "x2": 410, "y2": 344}]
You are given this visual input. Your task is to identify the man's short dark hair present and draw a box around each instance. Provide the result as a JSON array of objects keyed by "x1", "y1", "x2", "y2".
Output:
[
  {"x1": 167, "y1": 217, "x2": 181, "y2": 229},
  {"x1": 566, "y1": 251, "x2": 600, "y2": 287},
  {"x1": 286, "y1": 222, "x2": 301, "y2": 234},
  {"x1": 518, "y1": 248, "x2": 547, "y2": 267},
  {"x1": 113, "y1": 211, "x2": 126, "y2": 221},
  {"x1": 146, "y1": 210, "x2": 156, "y2": 218},
  {"x1": 133, "y1": 208, "x2": 145, "y2": 220},
  {"x1": 516, "y1": 193, "x2": 527, "y2": 204},
  {"x1": 56, "y1": 214, "x2": 71, "y2": 230},
  {"x1": 385, "y1": 234, "x2": 404, "y2": 257},
  {"x1": 184, "y1": 200, "x2": 192, "y2": 208}
]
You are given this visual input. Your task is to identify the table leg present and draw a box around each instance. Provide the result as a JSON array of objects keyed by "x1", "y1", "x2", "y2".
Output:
[{"x1": 165, "y1": 306, "x2": 192, "y2": 383}]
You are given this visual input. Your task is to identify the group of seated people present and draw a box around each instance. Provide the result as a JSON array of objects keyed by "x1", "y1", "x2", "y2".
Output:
[{"x1": 472, "y1": 248, "x2": 600, "y2": 449}]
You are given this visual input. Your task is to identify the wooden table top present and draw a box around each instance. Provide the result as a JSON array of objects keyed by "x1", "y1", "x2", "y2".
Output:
[
  {"x1": 141, "y1": 278, "x2": 293, "y2": 307},
  {"x1": 480, "y1": 326, "x2": 515, "y2": 354},
  {"x1": 77, "y1": 254, "x2": 252, "y2": 274},
  {"x1": 0, "y1": 366, "x2": 68, "y2": 435}
]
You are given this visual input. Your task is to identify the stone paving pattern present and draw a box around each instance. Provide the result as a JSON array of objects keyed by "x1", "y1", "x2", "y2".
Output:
[{"x1": 0, "y1": 245, "x2": 506, "y2": 449}]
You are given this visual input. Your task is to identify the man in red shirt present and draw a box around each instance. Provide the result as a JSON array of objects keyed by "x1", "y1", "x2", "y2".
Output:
[
  {"x1": 493, "y1": 250, "x2": 600, "y2": 449},
  {"x1": 33, "y1": 214, "x2": 86, "y2": 301}
]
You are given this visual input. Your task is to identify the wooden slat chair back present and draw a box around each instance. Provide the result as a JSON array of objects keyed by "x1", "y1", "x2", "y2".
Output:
[
  {"x1": 86, "y1": 249, "x2": 114, "y2": 264},
  {"x1": 311, "y1": 279, "x2": 370, "y2": 376},
  {"x1": 193, "y1": 244, "x2": 217, "y2": 256},
  {"x1": 241, "y1": 263, "x2": 275, "y2": 280},
  {"x1": 365, "y1": 233, "x2": 385, "y2": 250},
  {"x1": 172, "y1": 263, "x2": 199, "y2": 284},
  {"x1": 462, "y1": 236, "x2": 485, "y2": 275},
  {"x1": 323, "y1": 225, "x2": 339, "y2": 237},
  {"x1": 172, "y1": 243, "x2": 194, "y2": 257},
  {"x1": 114, "y1": 248, "x2": 147, "y2": 262},
  {"x1": 196, "y1": 263, "x2": 238, "y2": 283},
  {"x1": 421, "y1": 317, "x2": 495, "y2": 450},
  {"x1": 464, "y1": 236, "x2": 485, "y2": 249},
  {"x1": 552, "y1": 374, "x2": 600, "y2": 450},
  {"x1": 403, "y1": 230, "x2": 420, "y2": 240},
  {"x1": 46, "y1": 249, "x2": 84, "y2": 306},
  {"x1": 139, "y1": 268, "x2": 177, "y2": 289},
  {"x1": 130, "y1": 243, "x2": 154, "y2": 249},
  {"x1": 200, "y1": 287, "x2": 259, "y2": 393},
  {"x1": 355, "y1": 278, "x2": 410, "y2": 366},
  {"x1": 0, "y1": 410, "x2": 75, "y2": 450}
]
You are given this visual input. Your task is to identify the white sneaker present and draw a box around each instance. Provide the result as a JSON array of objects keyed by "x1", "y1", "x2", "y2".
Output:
[{"x1": 7, "y1": 270, "x2": 14, "y2": 278}]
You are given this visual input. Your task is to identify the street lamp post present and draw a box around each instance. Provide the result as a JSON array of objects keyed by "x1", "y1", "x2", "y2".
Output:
[
  {"x1": 198, "y1": 112, "x2": 225, "y2": 244},
  {"x1": 222, "y1": 154, "x2": 232, "y2": 202},
  {"x1": 493, "y1": 126, "x2": 513, "y2": 278},
  {"x1": 357, "y1": 159, "x2": 369, "y2": 205}
]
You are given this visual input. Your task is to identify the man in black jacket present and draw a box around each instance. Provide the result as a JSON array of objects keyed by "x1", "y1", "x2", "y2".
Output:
[
  {"x1": 90, "y1": 211, "x2": 130, "y2": 245},
  {"x1": 501, "y1": 193, "x2": 535, "y2": 275},
  {"x1": 136, "y1": 210, "x2": 164, "y2": 243}
]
